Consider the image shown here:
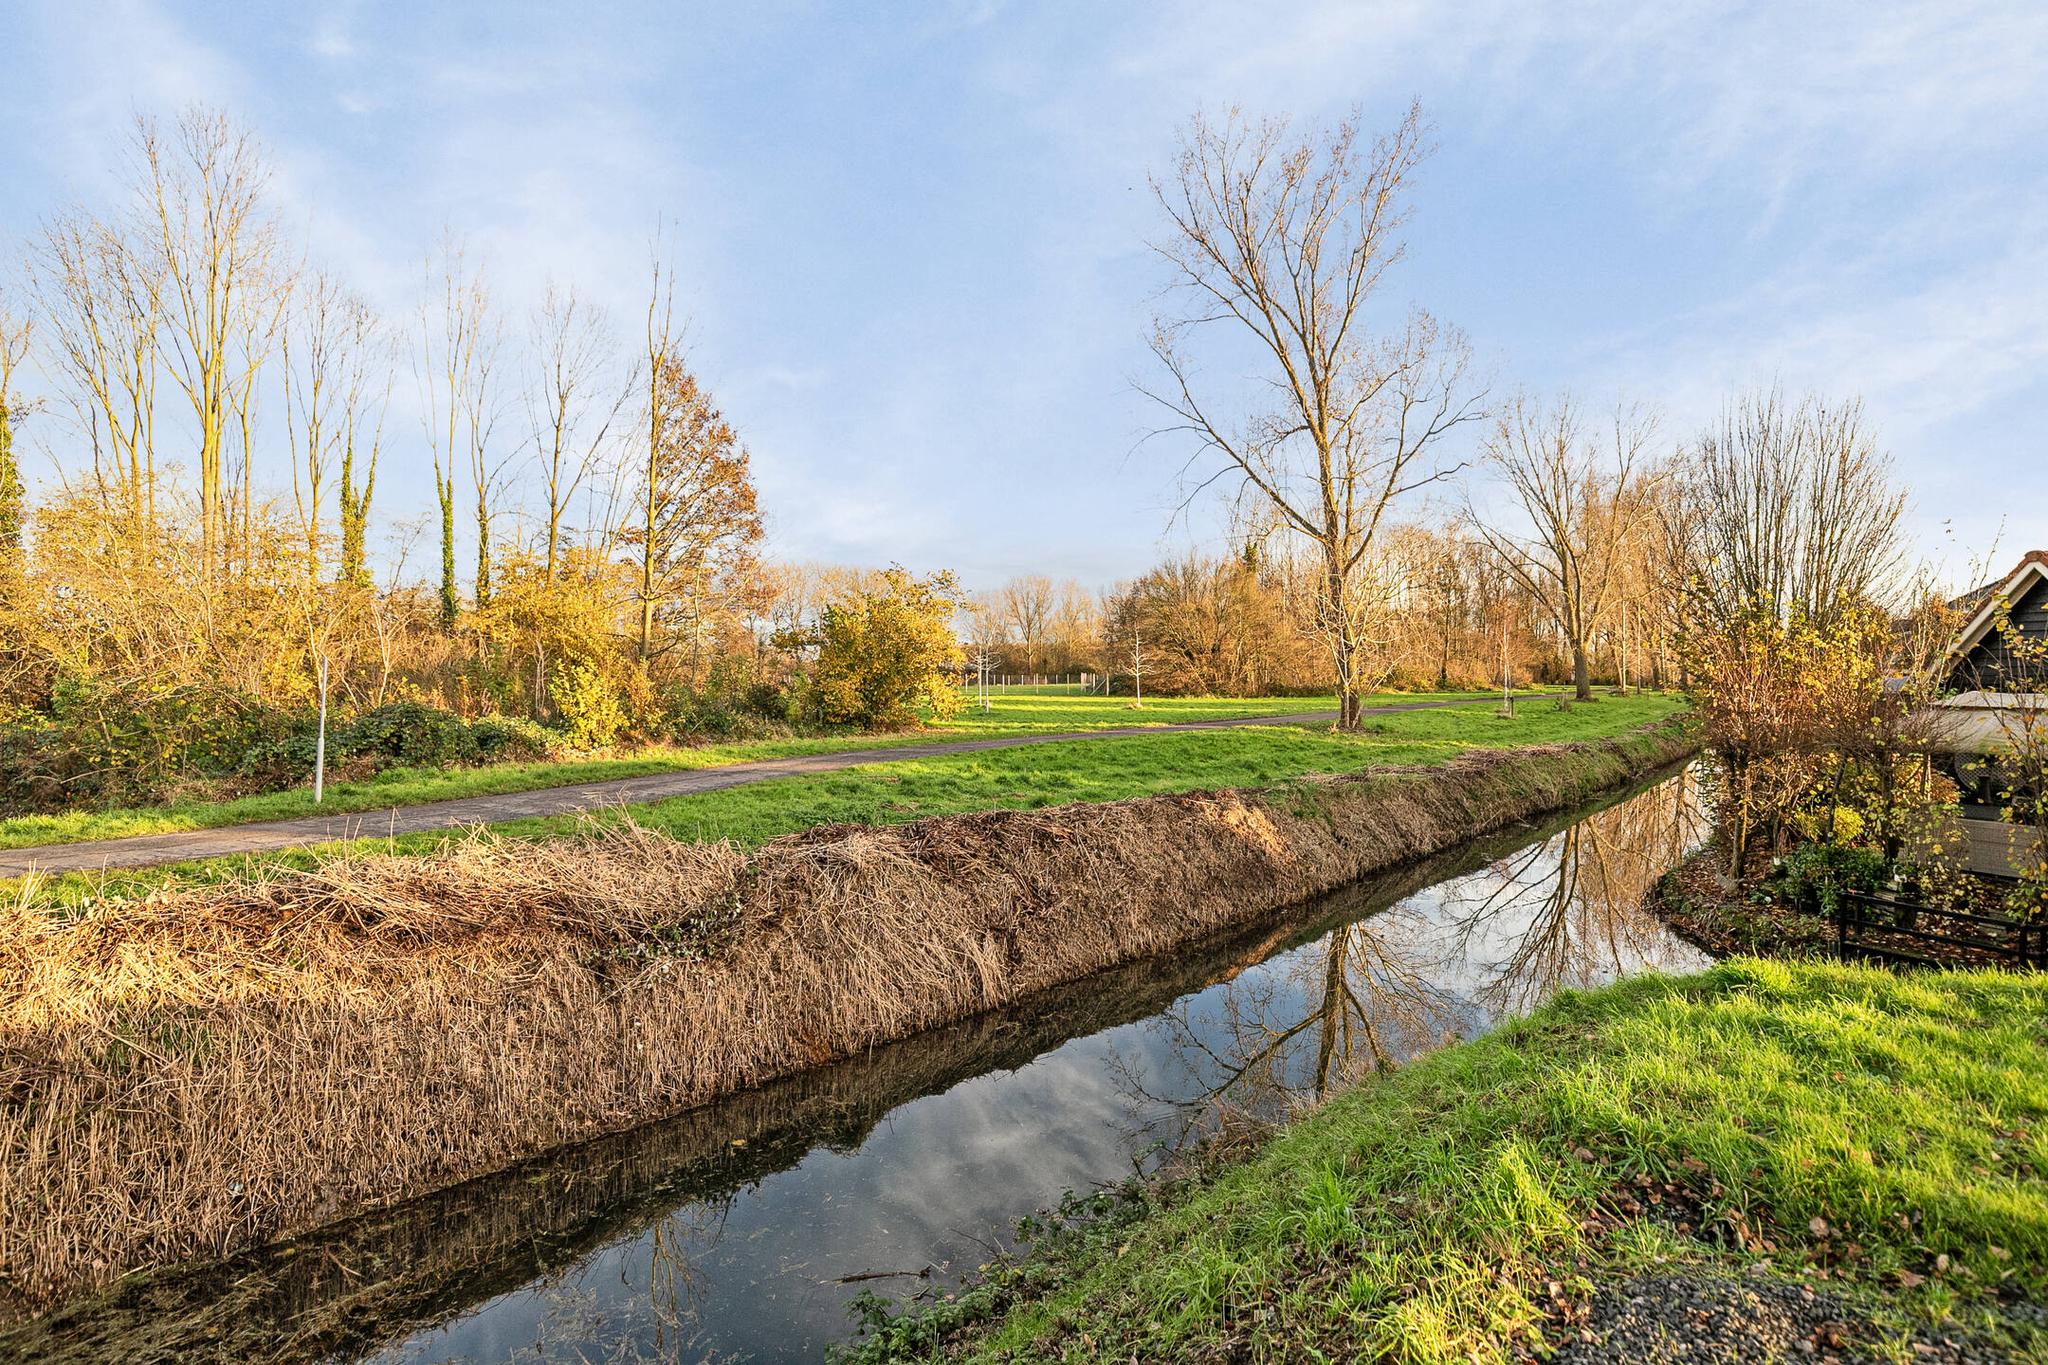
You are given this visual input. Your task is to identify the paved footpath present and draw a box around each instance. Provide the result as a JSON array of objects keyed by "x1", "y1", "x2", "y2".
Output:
[{"x1": 0, "y1": 695, "x2": 1538, "y2": 878}]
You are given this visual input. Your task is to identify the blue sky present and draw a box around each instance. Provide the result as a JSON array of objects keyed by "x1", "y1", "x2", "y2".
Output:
[{"x1": 5, "y1": 1, "x2": 2045, "y2": 592}]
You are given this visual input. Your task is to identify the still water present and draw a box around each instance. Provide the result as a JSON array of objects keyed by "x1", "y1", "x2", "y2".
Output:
[{"x1": 21, "y1": 767, "x2": 1709, "y2": 1364}]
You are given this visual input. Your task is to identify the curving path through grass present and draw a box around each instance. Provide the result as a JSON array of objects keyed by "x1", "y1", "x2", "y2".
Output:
[{"x1": 0, "y1": 697, "x2": 1559, "y2": 878}]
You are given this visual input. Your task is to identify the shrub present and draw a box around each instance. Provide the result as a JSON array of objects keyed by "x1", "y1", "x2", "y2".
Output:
[
  {"x1": 0, "y1": 719, "x2": 72, "y2": 813},
  {"x1": 0, "y1": 679, "x2": 309, "y2": 813},
  {"x1": 320, "y1": 702, "x2": 558, "y2": 774},
  {"x1": 658, "y1": 659, "x2": 797, "y2": 743},
  {"x1": 743, "y1": 681, "x2": 789, "y2": 720},
  {"x1": 333, "y1": 701, "x2": 483, "y2": 769},
  {"x1": 0, "y1": 691, "x2": 567, "y2": 816},
  {"x1": 806, "y1": 567, "x2": 964, "y2": 731},
  {"x1": 549, "y1": 657, "x2": 628, "y2": 749},
  {"x1": 1788, "y1": 804, "x2": 1865, "y2": 846},
  {"x1": 466, "y1": 715, "x2": 558, "y2": 764},
  {"x1": 1781, "y1": 842, "x2": 1888, "y2": 918}
]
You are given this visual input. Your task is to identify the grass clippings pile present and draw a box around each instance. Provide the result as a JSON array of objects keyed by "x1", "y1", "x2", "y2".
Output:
[{"x1": 0, "y1": 718, "x2": 1692, "y2": 1323}]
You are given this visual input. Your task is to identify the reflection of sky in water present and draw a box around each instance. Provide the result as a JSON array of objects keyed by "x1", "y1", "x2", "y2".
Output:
[{"x1": 376, "y1": 773, "x2": 1712, "y2": 1365}]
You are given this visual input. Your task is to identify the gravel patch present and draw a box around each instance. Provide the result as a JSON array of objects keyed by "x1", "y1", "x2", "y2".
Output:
[{"x1": 1545, "y1": 1272, "x2": 2028, "y2": 1364}]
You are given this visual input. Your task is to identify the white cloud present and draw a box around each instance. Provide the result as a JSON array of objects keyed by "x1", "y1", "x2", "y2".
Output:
[
  {"x1": 309, "y1": 14, "x2": 355, "y2": 60},
  {"x1": 8, "y1": 0, "x2": 2045, "y2": 581}
]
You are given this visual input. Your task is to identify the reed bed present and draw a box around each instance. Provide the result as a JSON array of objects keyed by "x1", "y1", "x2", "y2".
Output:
[{"x1": 0, "y1": 721, "x2": 1692, "y2": 1323}]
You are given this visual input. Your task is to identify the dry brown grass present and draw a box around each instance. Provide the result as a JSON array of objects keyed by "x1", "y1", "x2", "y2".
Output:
[{"x1": 0, "y1": 721, "x2": 1692, "y2": 1323}]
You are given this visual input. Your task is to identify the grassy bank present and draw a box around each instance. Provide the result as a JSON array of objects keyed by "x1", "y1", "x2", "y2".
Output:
[
  {"x1": 497, "y1": 693, "x2": 1684, "y2": 847},
  {"x1": 10, "y1": 693, "x2": 1680, "y2": 907},
  {"x1": 0, "y1": 689, "x2": 1434, "y2": 852},
  {"x1": 0, "y1": 717, "x2": 1692, "y2": 1322},
  {"x1": 842, "y1": 959, "x2": 2048, "y2": 1364}
]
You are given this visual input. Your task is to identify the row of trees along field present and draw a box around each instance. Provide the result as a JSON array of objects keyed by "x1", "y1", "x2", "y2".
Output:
[
  {"x1": 1075, "y1": 103, "x2": 1922, "y2": 722},
  {"x1": 0, "y1": 108, "x2": 985, "y2": 813},
  {"x1": 969, "y1": 379, "x2": 1902, "y2": 708},
  {"x1": 0, "y1": 100, "x2": 1947, "y2": 823}
]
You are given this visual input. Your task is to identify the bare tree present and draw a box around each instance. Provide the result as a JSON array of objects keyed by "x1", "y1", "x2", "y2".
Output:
[
  {"x1": 1393, "y1": 523, "x2": 1479, "y2": 690},
  {"x1": 29, "y1": 211, "x2": 163, "y2": 534},
  {"x1": 224, "y1": 246, "x2": 291, "y2": 575},
  {"x1": 1048, "y1": 579, "x2": 1103, "y2": 674},
  {"x1": 0, "y1": 295, "x2": 30, "y2": 564},
  {"x1": 639, "y1": 235, "x2": 683, "y2": 660},
  {"x1": 1143, "y1": 103, "x2": 1481, "y2": 727},
  {"x1": 1471, "y1": 396, "x2": 1660, "y2": 700},
  {"x1": 960, "y1": 594, "x2": 1007, "y2": 704},
  {"x1": 416, "y1": 237, "x2": 499, "y2": 626},
  {"x1": 334, "y1": 292, "x2": 390, "y2": 588},
  {"x1": 133, "y1": 107, "x2": 284, "y2": 576},
  {"x1": 463, "y1": 314, "x2": 509, "y2": 609},
  {"x1": 995, "y1": 574, "x2": 1056, "y2": 676},
  {"x1": 284, "y1": 271, "x2": 389, "y2": 581},
  {"x1": 282, "y1": 277, "x2": 336, "y2": 577},
  {"x1": 528, "y1": 282, "x2": 631, "y2": 577},
  {"x1": 1683, "y1": 388, "x2": 1908, "y2": 626}
]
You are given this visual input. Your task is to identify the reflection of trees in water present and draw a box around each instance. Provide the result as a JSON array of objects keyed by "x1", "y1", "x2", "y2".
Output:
[
  {"x1": 356, "y1": 771, "x2": 1706, "y2": 1364},
  {"x1": 645, "y1": 1201, "x2": 727, "y2": 1354},
  {"x1": 1446, "y1": 766, "x2": 1705, "y2": 1014},
  {"x1": 414, "y1": 772, "x2": 1709, "y2": 1353},
  {"x1": 1112, "y1": 909, "x2": 1455, "y2": 1152},
  {"x1": 368, "y1": 1201, "x2": 734, "y2": 1365},
  {"x1": 1116, "y1": 771, "x2": 1706, "y2": 1146}
]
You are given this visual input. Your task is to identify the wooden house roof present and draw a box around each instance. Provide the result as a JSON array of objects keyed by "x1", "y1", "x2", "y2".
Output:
[{"x1": 1948, "y1": 550, "x2": 2048, "y2": 662}]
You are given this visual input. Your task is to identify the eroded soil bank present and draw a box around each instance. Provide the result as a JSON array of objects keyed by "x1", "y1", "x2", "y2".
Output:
[{"x1": 0, "y1": 716, "x2": 1694, "y2": 1324}]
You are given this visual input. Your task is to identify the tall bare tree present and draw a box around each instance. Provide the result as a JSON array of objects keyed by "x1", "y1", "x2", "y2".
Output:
[
  {"x1": 416, "y1": 238, "x2": 499, "y2": 626},
  {"x1": 225, "y1": 245, "x2": 291, "y2": 575},
  {"x1": 30, "y1": 211, "x2": 163, "y2": 534},
  {"x1": 639, "y1": 237, "x2": 683, "y2": 660},
  {"x1": 528, "y1": 282, "x2": 631, "y2": 578},
  {"x1": 133, "y1": 107, "x2": 284, "y2": 577},
  {"x1": 283, "y1": 272, "x2": 367, "y2": 579},
  {"x1": 1683, "y1": 388, "x2": 1908, "y2": 627},
  {"x1": 995, "y1": 575, "x2": 1056, "y2": 675},
  {"x1": 333, "y1": 292, "x2": 389, "y2": 588},
  {"x1": 1471, "y1": 396, "x2": 1660, "y2": 700},
  {"x1": 462, "y1": 313, "x2": 508, "y2": 610},
  {"x1": 0, "y1": 296, "x2": 30, "y2": 565},
  {"x1": 1144, "y1": 103, "x2": 1480, "y2": 727}
]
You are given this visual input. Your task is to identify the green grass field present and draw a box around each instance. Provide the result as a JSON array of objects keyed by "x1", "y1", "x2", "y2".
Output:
[
  {"x1": 0, "y1": 688, "x2": 1546, "y2": 851},
  {"x1": 8, "y1": 693, "x2": 1682, "y2": 905},
  {"x1": 843, "y1": 959, "x2": 2048, "y2": 1363},
  {"x1": 506, "y1": 691, "x2": 1679, "y2": 847}
]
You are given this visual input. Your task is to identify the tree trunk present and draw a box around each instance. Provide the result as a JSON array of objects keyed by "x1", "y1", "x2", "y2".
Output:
[
  {"x1": 0, "y1": 402, "x2": 21, "y2": 560},
  {"x1": 437, "y1": 476, "x2": 457, "y2": 628},
  {"x1": 1326, "y1": 554, "x2": 1361, "y2": 731},
  {"x1": 1572, "y1": 640, "x2": 1591, "y2": 701},
  {"x1": 473, "y1": 489, "x2": 491, "y2": 609}
]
